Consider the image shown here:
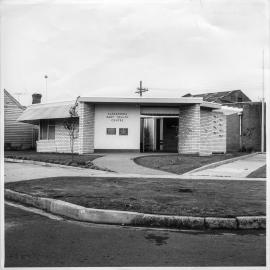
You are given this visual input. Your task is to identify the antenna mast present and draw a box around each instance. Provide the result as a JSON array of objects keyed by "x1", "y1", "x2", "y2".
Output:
[
  {"x1": 135, "y1": 81, "x2": 148, "y2": 97},
  {"x1": 261, "y1": 49, "x2": 265, "y2": 152}
]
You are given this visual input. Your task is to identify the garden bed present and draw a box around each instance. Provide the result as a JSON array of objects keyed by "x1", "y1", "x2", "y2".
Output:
[{"x1": 4, "y1": 151, "x2": 105, "y2": 170}]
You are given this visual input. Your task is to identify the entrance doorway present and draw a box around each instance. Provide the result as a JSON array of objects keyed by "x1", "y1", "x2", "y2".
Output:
[{"x1": 140, "y1": 117, "x2": 179, "y2": 152}]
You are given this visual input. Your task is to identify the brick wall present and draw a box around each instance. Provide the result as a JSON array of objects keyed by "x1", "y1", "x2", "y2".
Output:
[
  {"x1": 226, "y1": 113, "x2": 240, "y2": 152},
  {"x1": 37, "y1": 140, "x2": 57, "y2": 152},
  {"x1": 36, "y1": 119, "x2": 79, "y2": 153},
  {"x1": 212, "y1": 112, "x2": 226, "y2": 153},
  {"x1": 200, "y1": 108, "x2": 213, "y2": 155},
  {"x1": 78, "y1": 102, "x2": 95, "y2": 154},
  {"x1": 55, "y1": 119, "x2": 79, "y2": 153},
  {"x1": 178, "y1": 105, "x2": 226, "y2": 155},
  {"x1": 223, "y1": 102, "x2": 266, "y2": 152},
  {"x1": 178, "y1": 104, "x2": 200, "y2": 154}
]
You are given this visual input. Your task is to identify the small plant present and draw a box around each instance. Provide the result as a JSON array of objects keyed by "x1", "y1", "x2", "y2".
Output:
[{"x1": 63, "y1": 96, "x2": 80, "y2": 161}]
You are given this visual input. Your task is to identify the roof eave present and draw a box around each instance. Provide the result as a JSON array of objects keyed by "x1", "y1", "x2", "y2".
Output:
[
  {"x1": 200, "y1": 102, "x2": 221, "y2": 109},
  {"x1": 78, "y1": 97, "x2": 204, "y2": 105}
]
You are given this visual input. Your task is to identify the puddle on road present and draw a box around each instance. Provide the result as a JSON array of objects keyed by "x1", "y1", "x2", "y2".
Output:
[{"x1": 144, "y1": 233, "x2": 169, "y2": 246}]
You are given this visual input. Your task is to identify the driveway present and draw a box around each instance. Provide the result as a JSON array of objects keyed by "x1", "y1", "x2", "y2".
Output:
[
  {"x1": 186, "y1": 153, "x2": 266, "y2": 178},
  {"x1": 92, "y1": 153, "x2": 177, "y2": 175}
]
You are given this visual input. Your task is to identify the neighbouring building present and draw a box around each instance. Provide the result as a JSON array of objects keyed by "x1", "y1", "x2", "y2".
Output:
[
  {"x1": 17, "y1": 96, "x2": 235, "y2": 155},
  {"x1": 224, "y1": 102, "x2": 266, "y2": 152},
  {"x1": 4, "y1": 90, "x2": 39, "y2": 150},
  {"x1": 184, "y1": 90, "x2": 266, "y2": 152},
  {"x1": 183, "y1": 90, "x2": 251, "y2": 103}
]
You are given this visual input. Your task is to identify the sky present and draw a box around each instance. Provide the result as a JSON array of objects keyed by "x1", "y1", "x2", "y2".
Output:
[{"x1": 1, "y1": 0, "x2": 269, "y2": 105}]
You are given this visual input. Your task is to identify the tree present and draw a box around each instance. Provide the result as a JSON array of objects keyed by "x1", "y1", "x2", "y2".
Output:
[{"x1": 63, "y1": 96, "x2": 80, "y2": 161}]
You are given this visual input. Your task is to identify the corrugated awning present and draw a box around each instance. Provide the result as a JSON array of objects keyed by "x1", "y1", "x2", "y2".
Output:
[
  {"x1": 213, "y1": 105, "x2": 243, "y2": 115},
  {"x1": 17, "y1": 101, "x2": 76, "y2": 124}
]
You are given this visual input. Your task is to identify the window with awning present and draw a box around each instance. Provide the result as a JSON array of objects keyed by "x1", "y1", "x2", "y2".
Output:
[{"x1": 40, "y1": 120, "x2": 55, "y2": 140}]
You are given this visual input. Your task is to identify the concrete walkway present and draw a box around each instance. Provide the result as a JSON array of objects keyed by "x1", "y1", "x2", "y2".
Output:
[
  {"x1": 4, "y1": 158, "x2": 265, "y2": 182},
  {"x1": 92, "y1": 153, "x2": 176, "y2": 175},
  {"x1": 186, "y1": 153, "x2": 266, "y2": 178},
  {"x1": 4, "y1": 161, "x2": 111, "y2": 183}
]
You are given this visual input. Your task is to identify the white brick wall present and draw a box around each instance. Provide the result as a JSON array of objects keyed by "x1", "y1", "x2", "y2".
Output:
[
  {"x1": 178, "y1": 104, "x2": 200, "y2": 154},
  {"x1": 178, "y1": 105, "x2": 226, "y2": 155},
  {"x1": 36, "y1": 119, "x2": 79, "y2": 153},
  {"x1": 36, "y1": 140, "x2": 57, "y2": 152},
  {"x1": 212, "y1": 111, "x2": 226, "y2": 153},
  {"x1": 200, "y1": 108, "x2": 213, "y2": 156},
  {"x1": 78, "y1": 102, "x2": 95, "y2": 154}
]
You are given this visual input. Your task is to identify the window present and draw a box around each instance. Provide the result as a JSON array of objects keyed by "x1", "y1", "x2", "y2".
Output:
[
  {"x1": 119, "y1": 128, "x2": 128, "y2": 135},
  {"x1": 40, "y1": 120, "x2": 55, "y2": 140},
  {"x1": 106, "y1": 128, "x2": 116, "y2": 135}
]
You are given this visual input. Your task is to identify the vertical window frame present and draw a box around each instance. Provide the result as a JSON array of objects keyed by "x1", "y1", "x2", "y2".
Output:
[{"x1": 40, "y1": 119, "x2": 55, "y2": 140}]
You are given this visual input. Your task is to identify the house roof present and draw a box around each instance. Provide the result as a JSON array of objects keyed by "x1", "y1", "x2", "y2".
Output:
[
  {"x1": 191, "y1": 90, "x2": 251, "y2": 103},
  {"x1": 192, "y1": 90, "x2": 236, "y2": 102},
  {"x1": 4, "y1": 89, "x2": 26, "y2": 110},
  {"x1": 17, "y1": 101, "x2": 75, "y2": 124}
]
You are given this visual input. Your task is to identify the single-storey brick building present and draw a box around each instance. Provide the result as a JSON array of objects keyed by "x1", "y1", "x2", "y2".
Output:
[{"x1": 17, "y1": 96, "x2": 236, "y2": 155}]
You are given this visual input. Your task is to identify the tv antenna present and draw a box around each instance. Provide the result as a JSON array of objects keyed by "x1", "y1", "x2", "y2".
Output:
[
  {"x1": 135, "y1": 81, "x2": 148, "y2": 97},
  {"x1": 44, "y1": 74, "x2": 48, "y2": 102}
]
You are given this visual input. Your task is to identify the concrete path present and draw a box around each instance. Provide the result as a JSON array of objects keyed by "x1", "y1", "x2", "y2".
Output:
[
  {"x1": 187, "y1": 153, "x2": 266, "y2": 178},
  {"x1": 5, "y1": 151, "x2": 267, "y2": 183},
  {"x1": 4, "y1": 161, "x2": 111, "y2": 183},
  {"x1": 92, "y1": 153, "x2": 176, "y2": 175}
]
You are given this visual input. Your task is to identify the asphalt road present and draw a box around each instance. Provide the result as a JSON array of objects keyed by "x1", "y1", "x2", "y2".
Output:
[{"x1": 4, "y1": 204, "x2": 266, "y2": 267}]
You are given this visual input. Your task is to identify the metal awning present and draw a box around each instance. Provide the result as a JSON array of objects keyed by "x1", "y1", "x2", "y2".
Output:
[
  {"x1": 214, "y1": 105, "x2": 243, "y2": 115},
  {"x1": 17, "y1": 101, "x2": 75, "y2": 124}
]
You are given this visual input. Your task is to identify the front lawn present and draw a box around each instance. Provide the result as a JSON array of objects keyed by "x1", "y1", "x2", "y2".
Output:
[
  {"x1": 4, "y1": 151, "x2": 103, "y2": 169},
  {"x1": 134, "y1": 153, "x2": 247, "y2": 175},
  {"x1": 247, "y1": 165, "x2": 266, "y2": 178},
  {"x1": 5, "y1": 176, "x2": 265, "y2": 217}
]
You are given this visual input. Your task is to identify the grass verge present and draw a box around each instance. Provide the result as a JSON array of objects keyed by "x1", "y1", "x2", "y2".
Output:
[
  {"x1": 134, "y1": 153, "x2": 248, "y2": 175},
  {"x1": 247, "y1": 165, "x2": 266, "y2": 178},
  {"x1": 5, "y1": 176, "x2": 265, "y2": 217}
]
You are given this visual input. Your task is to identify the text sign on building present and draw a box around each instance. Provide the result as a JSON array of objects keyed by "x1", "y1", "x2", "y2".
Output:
[{"x1": 106, "y1": 112, "x2": 128, "y2": 122}]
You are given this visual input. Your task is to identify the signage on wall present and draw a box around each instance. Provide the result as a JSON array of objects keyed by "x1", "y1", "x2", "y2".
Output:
[{"x1": 106, "y1": 112, "x2": 128, "y2": 122}]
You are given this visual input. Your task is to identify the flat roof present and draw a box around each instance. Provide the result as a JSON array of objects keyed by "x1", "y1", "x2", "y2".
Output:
[
  {"x1": 79, "y1": 97, "x2": 221, "y2": 109},
  {"x1": 79, "y1": 96, "x2": 203, "y2": 105}
]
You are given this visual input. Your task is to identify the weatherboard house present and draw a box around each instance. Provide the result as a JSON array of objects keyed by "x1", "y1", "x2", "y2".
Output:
[{"x1": 17, "y1": 96, "x2": 235, "y2": 155}]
